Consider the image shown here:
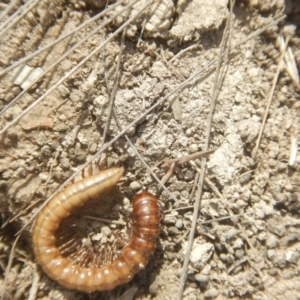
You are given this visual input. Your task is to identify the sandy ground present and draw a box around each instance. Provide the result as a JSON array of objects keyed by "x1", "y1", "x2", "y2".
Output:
[{"x1": 0, "y1": 0, "x2": 300, "y2": 299}]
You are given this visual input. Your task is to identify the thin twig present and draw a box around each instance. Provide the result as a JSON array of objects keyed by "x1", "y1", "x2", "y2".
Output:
[
  {"x1": 161, "y1": 149, "x2": 216, "y2": 167},
  {"x1": 252, "y1": 36, "x2": 289, "y2": 159},
  {"x1": 199, "y1": 211, "x2": 255, "y2": 225},
  {"x1": 101, "y1": 3, "x2": 132, "y2": 146},
  {"x1": 28, "y1": 263, "x2": 40, "y2": 300},
  {"x1": 177, "y1": 1, "x2": 234, "y2": 296},
  {"x1": 84, "y1": 216, "x2": 126, "y2": 226},
  {"x1": 169, "y1": 43, "x2": 201, "y2": 63},
  {"x1": 1, "y1": 234, "x2": 21, "y2": 300}
]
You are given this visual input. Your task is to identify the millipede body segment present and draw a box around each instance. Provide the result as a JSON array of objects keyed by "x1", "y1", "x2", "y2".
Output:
[{"x1": 32, "y1": 167, "x2": 160, "y2": 292}]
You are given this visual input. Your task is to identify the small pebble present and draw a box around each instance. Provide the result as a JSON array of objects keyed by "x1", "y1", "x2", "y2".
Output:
[
  {"x1": 60, "y1": 157, "x2": 70, "y2": 170},
  {"x1": 130, "y1": 181, "x2": 142, "y2": 190},
  {"x1": 276, "y1": 162, "x2": 286, "y2": 172},
  {"x1": 268, "y1": 268, "x2": 278, "y2": 276},
  {"x1": 175, "y1": 219, "x2": 183, "y2": 229},
  {"x1": 280, "y1": 233, "x2": 299, "y2": 247},
  {"x1": 89, "y1": 142, "x2": 98, "y2": 154},
  {"x1": 49, "y1": 141, "x2": 60, "y2": 150},
  {"x1": 239, "y1": 172, "x2": 252, "y2": 184},
  {"x1": 2, "y1": 170, "x2": 13, "y2": 179},
  {"x1": 183, "y1": 169, "x2": 194, "y2": 180},
  {"x1": 15, "y1": 167, "x2": 27, "y2": 177},
  {"x1": 41, "y1": 145, "x2": 52, "y2": 157},
  {"x1": 274, "y1": 253, "x2": 286, "y2": 268},
  {"x1": 168, "y1": 226, "x2": 180, "y2": 235},
  {"x1": 251, "y1": 195, "x2": 260, "y2": 203},
  {"x1": 186, "y1": 242, "x2": 214, "y2": 270},
  {"x1": 204, "y1": 288, "x2": 219, "y2": 299},
  {"x1": 235, "y1": 249, "x2": 245, "y2": 259},
  {"x1": 0, "y1": 180, "x2": 7, "y2": 190},
  {"x1": 267, "y1": 249, "x2": 276, "y2": 260},
  {"x1": 282, "y1": 269, "x2": 295, "y2": 279},
  {"x1": 39, "y1": 172, "x2": 49, "y2": 182},
  {"x1": 267, "y1": 218, "x2": 286, "y2": 237},
  {"x1": 266, "y1": 234, "x2": 278, "y2": 248},
  {"x1": 285, "y1": 250, "x2": 299, "y2": 263},
  {"x1": 74, "y1": 151, "x2": 86, "y2": 163},
  {"x1": 189, "y1": 144, "x2": 198, "y2": 153},
  {"x1": 237, "y1": 119, "x2": 260, "y2": 143},
  {"x1": 101, "y1": 226, "x2": 112, "y2": 237},
  {"x1": 284, "y1": 184, "x2": 293, "y2": 192},
  {"x1": 195, "y1": 274, "x2": 209, "y2": 287}
]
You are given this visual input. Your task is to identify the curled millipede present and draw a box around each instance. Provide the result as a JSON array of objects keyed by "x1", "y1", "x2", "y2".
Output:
[{"x1": 32, "y1": 167, "x2": 160, "y2": 292}]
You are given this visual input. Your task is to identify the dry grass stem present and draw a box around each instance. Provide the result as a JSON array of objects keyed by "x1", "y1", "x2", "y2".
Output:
[
  {"x1": 252, "y1": 36, "x2": 289, "y2": 159},
  {"x1": 177, "y1": 3, "x2": 234, "y2": 296},
  {"x1": 161, "y1": 149, "x2": 216, "y2": 168}
]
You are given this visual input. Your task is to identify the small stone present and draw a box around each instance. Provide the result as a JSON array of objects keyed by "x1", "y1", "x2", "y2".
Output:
[
  {"x1": 53, "y1": 123, "x2": 67, "y2": 132},
  {"x1": 280, "y1": 233, "x2": 299, "y2": 247},
  {"x1": 15, "y1": 167, "x2": 27, "y2": 178},
  {"x1": 60, "y1": 157, "x2": 70, "y2": 170},
  {"x1": 276, "y1": 162, "x2": 286, "y2": 172},
  {"x1": 237, "y1": 119, "x2": 260, "y2": 143},
  {"x1": 168, "y1": 226, "x2": 180, "y2": 235},
  {"x1": 101, "y1": 226, "x2": 111, "y2": 237},
  {"x1": 282, "y1": 269, "x2": 294, "y2": 279},
  {"x1": 195, "y1": 274, "x2": 209, "y2": 287},
  {"x1": 267, "y1": 218, "x2": 286, "y2": 237},
  {"x1": 41, "y1": 145, "x2": 52, "y2": 157},
  {"x1": 130, "y1": 181, "x2": 142, "y2": 190},
  {"x1": 274, "y1": 253, "x2": 286, "y2": 268},
  {"x1": 38, "y1": 172, "x2": 49, "y2": 182},
  {"x1": 57, "y1": 85, "x2": 70, "y2": 97},
  {"x1": 239, "y1": 172, "x2": 252, "y2": 184},
  {"x1": 184, "y1": 242, "x2": 214, "y2": 270},
  {"x1": 52, "y1": 170, "x2": 63, "y2": 181},
  {"x1": 0, "y1": 180, "x2": 7, "y2": 190},
  {"x1": 235, "y1": 249, "x2": 245, "y2": 259},
  {"x1": 273, "y1": 193, "x2": 287, "y2": 203},
  {"x1": 77, "y1": 132, "x2": 89, "y2": 146},
  {"x1": 75, "y1": 151, "x2": 86, "y2": 163},
  {"x1": 180, "y1": 169, "x2": 194, "y2": 181},
  {"x1": 251, "y1": 195, "x2": 260, "y2": 203},
  {"x1": 62, "y1": 125, "x2": 80, "y2": 147},
  {"x1": 2, "y1": 170, "x2": 14, "y2": 179},
  {"x1": 202, "y1": 264, "x2": 211, "y2": 275},
  {"x1": 284, "y1": 184, "x2": 293, "y2": 192},
  {"x1": 266, "y1": 234, "x2": 278, "y2": 248},
  {"x1": 89, "y1": 142, "x2": 98, "y2": 154},
  {"x1": 268, "y1": 268, "x2": 278, "y2": 276},
  {"x1": 189, "y1": 144, "x2": 198, "y2": 153},
  {"x1": 175, "y1": 219, "x2": 183, "y2": 229},
  {"x1": 49, "y1": 141, "x2": 60, "y2": 150},
  {"x1": 285, "y1": 250, "x2": 299, "y2": 263},
  {"x1": 36, "y1": 132, "x2": 46, "y2": 146},
  {"x1": 267, "y1": 249, "x2": 276, "y2": 260},
  {"x1": 204, "y1": 288, "x2": 219, "y2": 299}
]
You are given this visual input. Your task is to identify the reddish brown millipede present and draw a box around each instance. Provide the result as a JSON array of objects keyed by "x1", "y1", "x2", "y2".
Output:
[{"x1": 32, "y1": 167, "x2": 160, "y2": 292}]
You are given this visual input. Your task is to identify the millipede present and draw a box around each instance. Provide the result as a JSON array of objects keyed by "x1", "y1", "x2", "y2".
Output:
[{"x1": 32, "y1": 167, "x2": 160, "y2": 292}]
